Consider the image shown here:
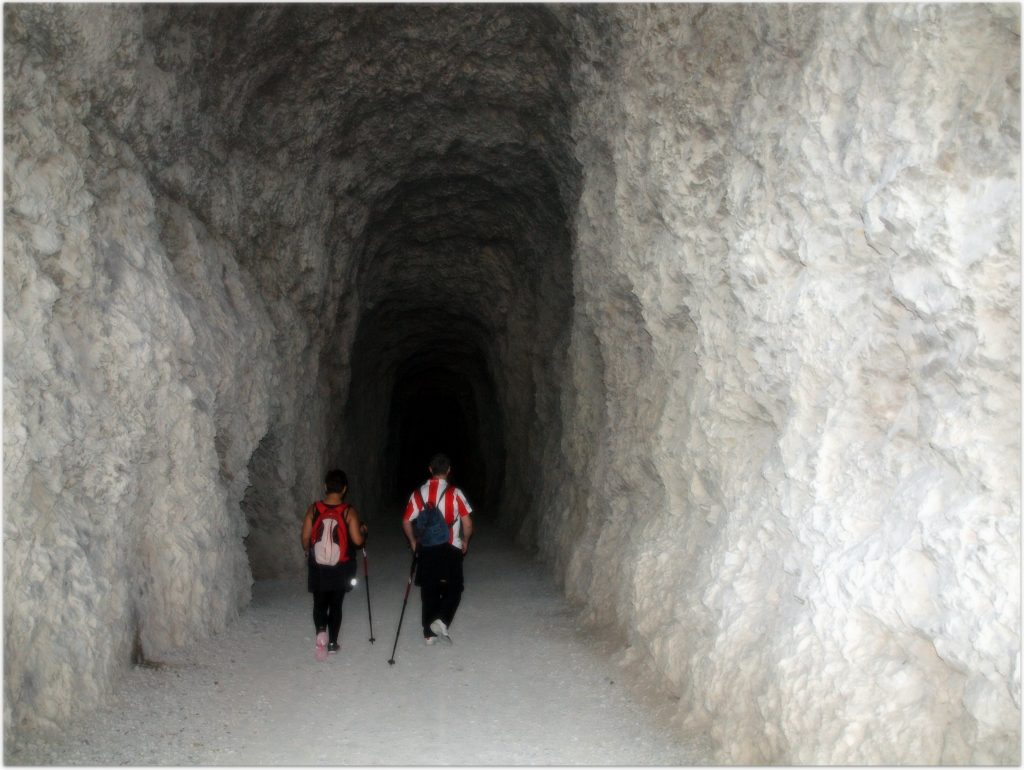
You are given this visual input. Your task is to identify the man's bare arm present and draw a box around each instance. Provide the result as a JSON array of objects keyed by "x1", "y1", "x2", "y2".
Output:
[{"x1": 402, "y1": 518, "x2": 417, "y2": 552}]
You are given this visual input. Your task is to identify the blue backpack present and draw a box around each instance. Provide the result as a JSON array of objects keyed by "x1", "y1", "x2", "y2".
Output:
[{"x1": 414, "y1": 485, "x2": 453, "y2": 547}]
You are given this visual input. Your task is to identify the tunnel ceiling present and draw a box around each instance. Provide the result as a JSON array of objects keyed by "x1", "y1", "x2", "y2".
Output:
[
  {"x1": 131, "y1": 3, "x2": 581, "y2": 313},
  {"x1": 139, "y1": 5, "x2": 580, "y2": 202}
]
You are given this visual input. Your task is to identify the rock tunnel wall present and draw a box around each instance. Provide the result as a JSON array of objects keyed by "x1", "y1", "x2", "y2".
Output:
[
  {"x1": 4, "y1": 4, "x2": 1020, "y2": 765},
  {"x1": 4, "y1": 4, "x2": 349, "y2": 733},
  {"x1": 546, "y1": 5, "x2": 1020, "y2": 764}
]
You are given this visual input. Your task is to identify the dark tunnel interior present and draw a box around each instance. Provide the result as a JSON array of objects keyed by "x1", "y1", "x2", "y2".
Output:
[
  {"x1": 335, "y1": 170, "x2": 578, "y2": 523},
  {"x1": 341, "y1": 301, "x2": 514, "y2": 522},
  {"x1": 386, "y1": 353, "x2": 502, "y2": 513},
  {"x1": 196, "y1": 4, "x2": 587, "y2": 530}
]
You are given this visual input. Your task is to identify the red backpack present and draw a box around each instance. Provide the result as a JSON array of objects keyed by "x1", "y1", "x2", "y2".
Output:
[{"x1": 310, "y1": 502, "x2": 352, "y2": 566}]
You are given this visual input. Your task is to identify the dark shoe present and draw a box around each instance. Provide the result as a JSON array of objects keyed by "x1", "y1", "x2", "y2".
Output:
[{"x1": 327, "y1": 641, "x2": 340, "y2": 654}]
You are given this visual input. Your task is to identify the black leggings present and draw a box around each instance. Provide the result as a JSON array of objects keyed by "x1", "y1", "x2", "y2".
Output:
[{"x1": 313, "y1": 591, "x2": 345, "y2": 643}]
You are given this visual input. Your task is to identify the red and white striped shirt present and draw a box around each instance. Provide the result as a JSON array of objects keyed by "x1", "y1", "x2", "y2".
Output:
[{"x1": 403, "y1": 479, "x2": 472, "y2": 549}]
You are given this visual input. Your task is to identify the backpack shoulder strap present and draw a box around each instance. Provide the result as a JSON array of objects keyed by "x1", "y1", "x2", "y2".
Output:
[
  {"x1": 413, "y1": 483, "x2": 452, "y2": 514},
  {"x1": 308, "y1": 503, "x2": 325, "y2": 549},
  {"x1": 437, "y1": 483, "x2": 456, "y2": 526}
]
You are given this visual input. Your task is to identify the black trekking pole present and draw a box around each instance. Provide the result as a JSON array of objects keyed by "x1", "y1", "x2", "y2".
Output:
[
  {"x1": 387, "y1": 552, "x2": 418, "y2": 665},
  {"x1": 362, "y1": 547, "x2": 375, "y2": 643}
]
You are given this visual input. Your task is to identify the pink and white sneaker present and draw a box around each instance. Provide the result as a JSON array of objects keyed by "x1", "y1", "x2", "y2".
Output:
[{"x1": 315, "y1": 631, "x2": 328, "y2": 662}]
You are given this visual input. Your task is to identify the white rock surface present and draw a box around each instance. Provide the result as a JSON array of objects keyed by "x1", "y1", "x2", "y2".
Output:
[
  {"x1": 550, "y1": 4, "x2": 1020, "y2": 764},
  {"x1": 3, "y1": 7, "x2": 336, "y2": 738}
]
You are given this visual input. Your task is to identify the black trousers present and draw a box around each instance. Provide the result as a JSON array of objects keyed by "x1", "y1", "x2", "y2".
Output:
[
  {"x1": 417, "y1": 545, "x2": 464, "y2": 638},
  {"x1": 313, "y1": 590, "x2": 345, "y2": 643}
]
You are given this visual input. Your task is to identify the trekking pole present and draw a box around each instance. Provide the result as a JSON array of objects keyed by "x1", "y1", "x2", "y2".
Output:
[
  {"x1": 387, "y1": 552, "x2": 418, "y2": 665},
  {"x1": 362, "y1": 547, "x2": 375, "y2": 643}
]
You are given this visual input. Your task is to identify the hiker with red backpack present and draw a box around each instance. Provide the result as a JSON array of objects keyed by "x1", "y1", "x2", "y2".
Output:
[
  {"x1": 301, "y1": 469, "x2": 367, "y2": 661},
  {"x1": 401, "y1": 453, "x2": 473, "y2": 645}
]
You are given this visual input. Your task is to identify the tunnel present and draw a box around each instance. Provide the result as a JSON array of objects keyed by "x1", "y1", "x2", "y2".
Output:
[
  {"x1": 339, "y1": 157, "x2": 575, "y2": 522},
  {"x1": 3, "y1": 3, "x2": 1020, "y2": 765}
]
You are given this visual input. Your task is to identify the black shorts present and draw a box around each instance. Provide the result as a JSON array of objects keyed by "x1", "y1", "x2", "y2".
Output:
[{"x1": 307, "y1": 554, "x2": 357, "y2": 593}]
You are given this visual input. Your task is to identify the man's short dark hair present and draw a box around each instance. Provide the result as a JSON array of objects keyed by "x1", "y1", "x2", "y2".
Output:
[
  {"x1": 324, "y1": 469, "x2": 348, "y2": 493},
  {"x1": 429, "y1": 454, "x2": 451, "y2": 475}
]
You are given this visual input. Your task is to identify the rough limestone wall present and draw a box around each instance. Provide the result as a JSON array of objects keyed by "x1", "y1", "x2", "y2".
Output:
[
  {"x1": 3, "y1": 8, "x2": 340, "y2": 738},
  {"x1": 560, "y1": 4, "x2": 1019, "y2": 764}
]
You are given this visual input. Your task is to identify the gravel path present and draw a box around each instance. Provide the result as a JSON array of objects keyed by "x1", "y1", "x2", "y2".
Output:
[{"x1": 7, "y1": 528, "x2": 707, "y2": 765}]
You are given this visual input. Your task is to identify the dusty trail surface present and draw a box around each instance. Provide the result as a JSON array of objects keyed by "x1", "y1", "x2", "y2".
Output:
[{"x1": 7, "y1": 528, "x2": 705, "y2": 765}]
